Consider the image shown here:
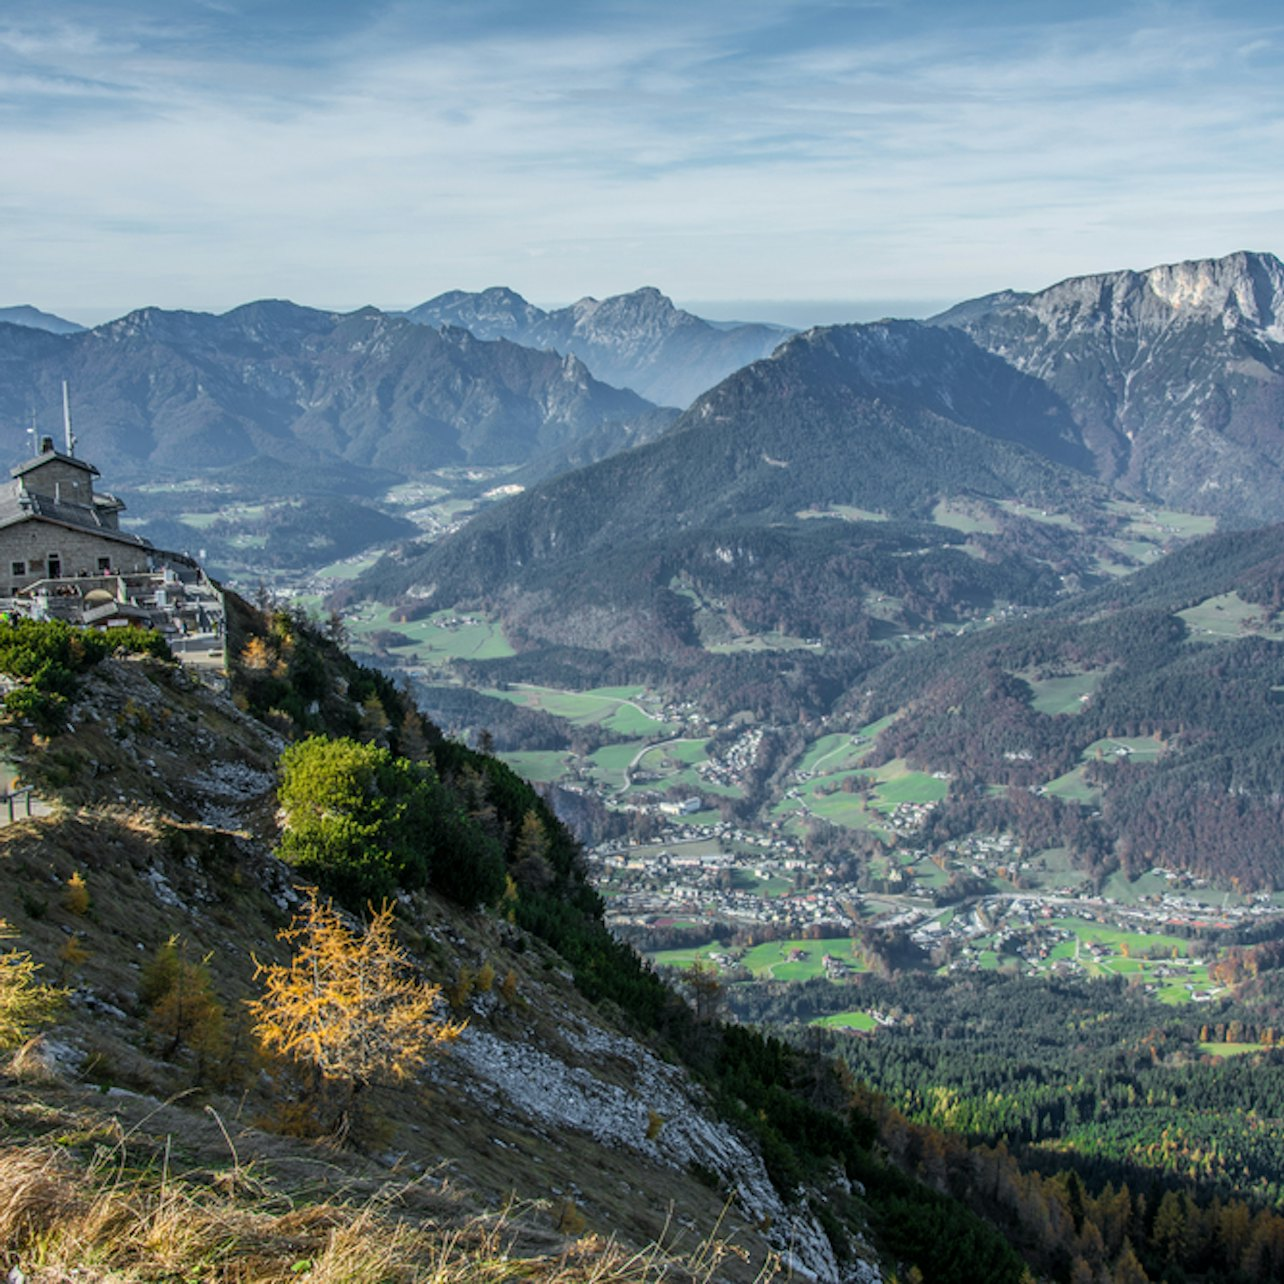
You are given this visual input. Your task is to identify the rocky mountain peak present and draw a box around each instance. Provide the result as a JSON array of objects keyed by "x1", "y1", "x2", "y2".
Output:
[
  {"x1": 402, "y1": 286, "x2": 545, "y2": 339},
  {"x1": 566, "y1": 288, "x2": 696, "y2": 349},
  {"x1": 935, "y1": 250, "x2": 1284, "y2": 517},
  {"x1": 994, "y1": 250, "x2": 1284, "y2": 340}
]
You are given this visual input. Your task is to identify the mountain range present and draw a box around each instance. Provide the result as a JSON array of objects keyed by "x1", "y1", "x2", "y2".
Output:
[
  {"x1": 355, "y1": 319, "x2": 1100, "y2": 613},
  {"x1": 354, "y1": 252, "x2": 1284, "y2": 655},
  {"x1": 403, "y1": 285, "x2": 789, "y2": 407},
  {"x1": 0, "y1": 301, "x2": 673, "y2": 491},
  {"x1": 0, "y1": 304, "x2": 84, "y2": 334}
]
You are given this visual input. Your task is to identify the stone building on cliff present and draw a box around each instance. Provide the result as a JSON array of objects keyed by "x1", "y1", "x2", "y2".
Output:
[{"x1": 0, "y1": 435, "x2": 225, "y2": 668}]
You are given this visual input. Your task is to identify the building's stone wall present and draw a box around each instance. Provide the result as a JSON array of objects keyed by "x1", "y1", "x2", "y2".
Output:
[
  {"x1": 0, "y1": 523, "x2": 152, "y2": 595},
  {"x1": 18, "y1": 459, "x2": 97, "y2": 505}
]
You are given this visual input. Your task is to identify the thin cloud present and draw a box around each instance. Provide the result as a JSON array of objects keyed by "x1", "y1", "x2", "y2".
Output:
[{"x1": 3, "y1": 1, "x2": 1283, "y2": 318}]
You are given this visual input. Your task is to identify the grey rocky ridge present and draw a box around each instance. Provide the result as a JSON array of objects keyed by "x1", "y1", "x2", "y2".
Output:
[{"x1": 933, "y1": 250, "x2": 1284, "y2": 519}]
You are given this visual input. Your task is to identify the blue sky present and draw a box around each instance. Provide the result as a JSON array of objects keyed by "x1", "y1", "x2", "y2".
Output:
[{"x1": 3, "y1": 1, "x2": 1283, "y2": 324}]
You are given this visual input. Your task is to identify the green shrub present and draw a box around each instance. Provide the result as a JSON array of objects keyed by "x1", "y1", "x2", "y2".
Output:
[
  {"x1": 0, "y1": 619, "x2": 169, "y2": 730},
  {"x1": 275, "y1": 736, "x2": 503, "y2": 909}
]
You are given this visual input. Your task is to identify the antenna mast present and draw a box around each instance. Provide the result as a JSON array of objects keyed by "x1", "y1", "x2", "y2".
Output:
[{"x1": 62, "y1": 380, "x2": 75, "y2": 456}]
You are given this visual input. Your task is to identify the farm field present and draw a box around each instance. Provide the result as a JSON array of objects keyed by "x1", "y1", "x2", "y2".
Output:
[
  {"x1": 314, "y1": 553, "x2": 382, "y2": 581},
  {"x1": 1021, "y1": 669, "x2": 1104, "y2": 716},
  {"x1": 729, "y1": 868, "x2": 793, "y2": 898},
  {"x1": 1042, "y1": 766, "x2": 1101, "y2": 804},
  {"x1": 346, "y1": 605, "x2": 516, "y2": 662},
  {"x1": 870, "y1": 762, "x2": 949, "y2": 809},
  {"x1": 797, "y1": 505, "x2": 888, "y2": 523},
  {"x1": 740, "y1": 938, "x2": 865, "y2": 981},
  {"x1": 497, "y1": 750, "x2": 571, "y2": 784},
  {"x1": 810, "y1": 1011, "x2": 879, "y2": 1032},
  {"x1": 649, "y1": 940, "x2": 723, "y2": 970},
  {"x1": 1080, "y1": 735, "x2": 1165, "y2": 764},
  {"x1": 706, "y1": 632, "x2": 821, "y2": 655},
  {"x1": 778, "y1": 745, "x2": 943, "y2": 834},
  {"x1": 1023, "y1": 847, "x2": 1091, "y2": 891},
  {"x1": 1105, "y1": 503, "x2": 1217, "y2": 541},
  {"x1": 648, "y1": 936, "x2": 866, "y2": 982},
  {"x1": 931, "y1": 499, "x2": 1000, "y2": 535},
  {"x1": 587, "y1": 741, "x2": 647, "y2": 790},
  {"x1": 486, "y1": 685, "x2": 673, "y2": 738},
  {"x1": 1049, "y1": 917, "x2": 1193, "y2": 957},
  {"x1": 1200, "y1": 1043, "x2": 1267, "y2": 1058},
  {"x1": 1178, "y1": 592, "x2": 1284, "y2": 641},
  {"x1": 1042, "y1": 917, "x2": 1217, "y2": 1002}
]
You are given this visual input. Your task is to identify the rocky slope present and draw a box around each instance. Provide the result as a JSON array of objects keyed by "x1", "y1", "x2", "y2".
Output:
[
  {"x1": 404, "y1": 286, "x2": 789, "y2": 408},
  {"x1": 934, "y1": 250, "x2": 1284, "y2": 519}
]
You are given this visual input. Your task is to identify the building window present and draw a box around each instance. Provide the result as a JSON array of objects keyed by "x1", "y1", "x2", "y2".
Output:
[
  {"x1": 47, "y1": 554, "x2": 62, "y2": 579},
  {"x1": 10, "y1": 562, "x2": 24, "y2": 577},
  {"x1": 97, "y1": 557, "x2": 111, "y2": 572}
]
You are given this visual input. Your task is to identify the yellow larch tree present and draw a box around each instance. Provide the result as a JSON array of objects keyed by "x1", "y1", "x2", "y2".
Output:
[
  {"x1": 0, "y1": 919, "x2": 64, "y2": 1050},
  {"x1": 249, "y1": 890, "x2": 465, "y2": 1137}
]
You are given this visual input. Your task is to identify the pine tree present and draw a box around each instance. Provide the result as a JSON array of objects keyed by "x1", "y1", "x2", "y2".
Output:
[{"x1": 139, "y1": 936, "x2": 227, "y2": 1073}]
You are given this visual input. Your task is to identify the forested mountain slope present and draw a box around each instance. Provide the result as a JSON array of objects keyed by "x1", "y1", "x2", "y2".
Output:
[
  {"x1": 852, "y1": 522, "x2": 1284, "y2": 887},
  {"x1": 355, "y1": 320, "x2": 1101, "y2": 624}
]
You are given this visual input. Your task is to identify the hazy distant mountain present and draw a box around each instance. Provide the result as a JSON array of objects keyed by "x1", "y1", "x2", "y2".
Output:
[
  {"x1": 933, "y1": 250, "x2": 1284, "y2": 520},
  {"x1": 403, "y1": 285, "x2": 789, "y2": 407},
  {"x1": 0, "y1": 301, "x2": 675, "y2": 491},
  {"x1": 0, "y1": 304, "x2": 85, "y2": 335}
]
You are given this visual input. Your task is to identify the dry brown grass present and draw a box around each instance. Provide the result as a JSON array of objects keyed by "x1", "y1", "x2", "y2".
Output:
[{"x1": 0, "y1": 1132, "x2": 781, "y2": 1284}]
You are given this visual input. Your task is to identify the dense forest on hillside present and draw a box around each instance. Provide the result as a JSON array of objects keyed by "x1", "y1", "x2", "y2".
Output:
[
  {"x1": 833, "y1": 524, "x2": 1284, "y2": 888},
  {"x1": 733, "y1": 968, "x2": 1284, "y2": 1280}
]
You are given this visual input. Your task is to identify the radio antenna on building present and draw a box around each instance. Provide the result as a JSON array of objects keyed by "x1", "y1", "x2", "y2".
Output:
[{"x1": 62, "y1": 380, "x2": 76, "y2": 456}]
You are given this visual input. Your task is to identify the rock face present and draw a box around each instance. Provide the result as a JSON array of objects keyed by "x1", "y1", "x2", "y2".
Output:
[
  {"x1": 934, "y1": 251, "x2": 1284, "y2": 519},
  {"x1": 0, "y1": 302, "x2": 674, "y2": 489},
  {"x1": 405, "y1": 285, "x2": 790, "y2": 408},
  {"x1": 441, "y1": 1015, "x2": 881, "y2": 1282}
]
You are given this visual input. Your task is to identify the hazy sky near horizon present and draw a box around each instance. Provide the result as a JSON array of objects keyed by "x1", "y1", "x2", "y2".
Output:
[{"x1": 4, "y1": 0, "x2": 1283, "y2": 325}]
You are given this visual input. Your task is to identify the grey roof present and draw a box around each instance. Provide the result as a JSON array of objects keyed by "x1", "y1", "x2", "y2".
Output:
[
  {"x1": 10, "y1": 447, "x2": 99, "y2": 481},
  {"x1": 0, "y1": 486, "x2": 152, "y2": 548}
]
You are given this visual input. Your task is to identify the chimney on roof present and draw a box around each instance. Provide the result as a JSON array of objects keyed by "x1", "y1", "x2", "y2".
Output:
[{"x1": 39, "y1": 435, "x2": 54, "y2": 454}]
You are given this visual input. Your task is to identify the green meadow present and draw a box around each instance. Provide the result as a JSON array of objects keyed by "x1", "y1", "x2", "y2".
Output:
[{"x1": 810, "y1": 1011, "x2": 879, "y2": 1032}]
